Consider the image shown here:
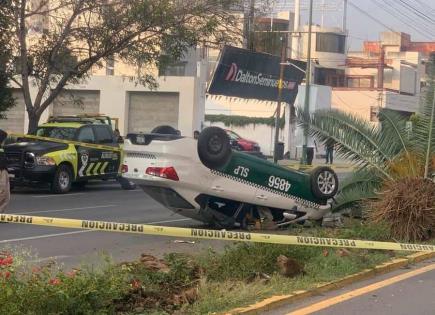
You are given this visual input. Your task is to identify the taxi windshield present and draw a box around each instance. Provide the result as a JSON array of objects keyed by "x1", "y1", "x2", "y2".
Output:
[{"x1": 35, "y1": 127, "x2": 76, "y2": 140}]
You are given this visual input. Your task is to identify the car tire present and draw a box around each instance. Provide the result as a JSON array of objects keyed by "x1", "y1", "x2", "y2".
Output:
[
  {"x1": 310, "y1": 166, "x2": 338, "y2": 199},
  {"x1": 197, "y1": 127, "x2": 232, "y2": 169},
  {"x1": 118, "y1": 176, "x2": 137, "y2": 190},
  {"x1": 51, "y1": 164, "x2": 72, "y2": 194}
]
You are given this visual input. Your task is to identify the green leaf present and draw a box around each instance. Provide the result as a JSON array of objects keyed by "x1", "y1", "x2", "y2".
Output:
[{"x1": 296, "y1": 108, "x2": 394, "y2": 180}]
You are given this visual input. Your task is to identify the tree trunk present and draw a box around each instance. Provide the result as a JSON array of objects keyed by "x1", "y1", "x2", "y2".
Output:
[{"x1": 27, "y1": 110, "x2": 41, "y2": 134}]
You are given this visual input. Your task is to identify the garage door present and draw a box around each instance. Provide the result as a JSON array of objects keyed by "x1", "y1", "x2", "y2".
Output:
[
  {"x1": 52, "y1": 90, "x2": 100, "y2": 116},
  {"x1": 0, "y1": 89, "x2": 25, "y2": 133},
  {"x1": 128, "y1": 92, "x2": 179, "y2": 133}
]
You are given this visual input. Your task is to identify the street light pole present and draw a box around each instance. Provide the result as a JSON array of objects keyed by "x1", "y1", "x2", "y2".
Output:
[
  {"x1": 273, "y1": 35, "x2": 287, "y2": 163},
  {"x1": 302, "y1": 0, "x2": 313, "y2": 165}
]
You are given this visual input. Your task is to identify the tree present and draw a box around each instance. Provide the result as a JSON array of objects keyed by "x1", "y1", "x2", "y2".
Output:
[
  {"x1": 0, "y1": 1, "x2": 15, "y2": 118},
  {"x1": 297, "y1": 56, "x2": 435, "y2": 241},
  {"x1": 3, "y1": 0, "x2": 241, "y2": 132}
]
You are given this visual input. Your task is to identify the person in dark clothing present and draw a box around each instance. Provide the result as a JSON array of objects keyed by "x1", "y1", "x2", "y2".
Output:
[
  {"x1": 325, "y1": 140, "x2": 334, "y2": 164},
  {"x1": 306, "y1": 147, "x2": 314, "y2": 165},
  {"x1": 0, "y1": 129, "x2": 10, "y2": 213},
  {"x1": 193, "y1": 130, "x2": 200, "y2": 139}
]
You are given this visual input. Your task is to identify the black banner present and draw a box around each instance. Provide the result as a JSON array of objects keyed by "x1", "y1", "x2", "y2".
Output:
[{"x1": 208, "y1": 45, "x2": 306, "y2": 103}]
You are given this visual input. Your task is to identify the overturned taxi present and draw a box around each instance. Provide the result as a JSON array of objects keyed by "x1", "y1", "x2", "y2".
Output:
[{"x1": 122, "y1": 126, "x2": 338, "y2": 228}]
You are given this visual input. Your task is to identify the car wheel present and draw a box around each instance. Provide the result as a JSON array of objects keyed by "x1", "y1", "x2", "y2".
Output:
[
  {"x1": 197, "y1": 127, "x2": 232, "y2": 169},
  {"x1": 51, "y1": 164, "x2": 72, "y2": 194},
  {"x1": 310, "y1": 166, "x2": 338, "y2": 199},
  {"x1": 118, "y1": 176, "x2": 137, "y2": 190}
]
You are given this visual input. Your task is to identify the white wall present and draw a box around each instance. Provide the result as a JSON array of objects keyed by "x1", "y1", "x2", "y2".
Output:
[
  {"x1": 9, "y1": 75, "x2": 204, "y2": 137},
  {"x1": 284, "y1": 84, "x2": 332, "y2": 159}
]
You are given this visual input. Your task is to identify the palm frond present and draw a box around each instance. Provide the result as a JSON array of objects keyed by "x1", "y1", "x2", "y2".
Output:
[
  {"x1": 297, "y1": 108, "x2": 394, "y2": 180},
  {"x1": 413, "y1": 58, "x2": 435, "y2": 178},
  {"x1": 377, "y1": 108, "x2": 412, "y2": 157},
  {"x1": 414, "y1": 90, "x2": 435, "y2": 178},
  {"x1": 332, "y1": 169, "x2": 381, "y2": 213}
]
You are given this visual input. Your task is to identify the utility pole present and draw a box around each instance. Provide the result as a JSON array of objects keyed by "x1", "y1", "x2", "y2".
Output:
[
  {"x1": 273, "y1": 35, "x2": 287, "y2": 163},
  {"x1": 291, "y1": 0, "x2": 300, "y2": 59},
  {"x1": 342, "y1": 0, "x2": 348, "y2": 32},
  {"x1": 302, "y1": 0, "x2": 313, "y2": 164}
]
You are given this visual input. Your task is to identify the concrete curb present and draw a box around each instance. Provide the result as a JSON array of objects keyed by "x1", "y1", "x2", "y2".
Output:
[{"x1": 225, "y1": 251, "x2": 435, "y2": 315}]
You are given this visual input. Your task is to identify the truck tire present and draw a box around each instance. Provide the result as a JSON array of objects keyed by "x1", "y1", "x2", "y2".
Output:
[
  {"x1": 197, "y1": 127, "x2": 231, "y2": 169},
  {"x1": 310, "y1": 166, "x2": 338, "y2": 199},
  {"x1": 51, "y1": 164, "x2": 72, "y2": 194}
]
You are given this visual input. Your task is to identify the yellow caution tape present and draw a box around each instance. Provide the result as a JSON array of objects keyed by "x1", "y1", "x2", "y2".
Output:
[
  {"x1": 1, "y1": 214, "x2": 434, "y2": 252},
  {"x1": 10, "y1": 134, "x2": 121, "y2": 152}
]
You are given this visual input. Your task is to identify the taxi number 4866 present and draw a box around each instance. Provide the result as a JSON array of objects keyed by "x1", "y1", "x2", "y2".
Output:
[{"x1": 268, "y1": 176, "x2": 291, "y2": 192}]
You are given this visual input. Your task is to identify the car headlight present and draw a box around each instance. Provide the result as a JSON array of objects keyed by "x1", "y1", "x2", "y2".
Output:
[{"x1": 35, "y1": 156, "x2": 56, "y2": 166}]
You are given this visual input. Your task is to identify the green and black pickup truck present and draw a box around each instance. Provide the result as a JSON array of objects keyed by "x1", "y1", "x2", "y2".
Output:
[{"x1": 4, "y1": 116, "x2": 124, "y2": 193}]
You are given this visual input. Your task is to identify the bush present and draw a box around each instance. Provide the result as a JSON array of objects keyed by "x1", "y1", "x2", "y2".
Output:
[{"x1": 368, "y1": 178, "x2": 435, "y2": 241}]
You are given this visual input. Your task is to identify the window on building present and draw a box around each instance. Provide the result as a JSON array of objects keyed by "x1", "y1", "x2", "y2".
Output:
[
  {"x1": 316, "y1": 33, "x2": 346, "y2": 54},
  {"x1": 346, "y1": 76, "x2": 374, "y2": 88},
  {"x1": 159, "y1": 61, "x2": 187, "y2": 77}
]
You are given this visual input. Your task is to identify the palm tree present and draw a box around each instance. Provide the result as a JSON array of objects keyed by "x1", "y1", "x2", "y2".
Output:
[{"x1": 297, "y1": 59, "x2": 435, "y2": 241}]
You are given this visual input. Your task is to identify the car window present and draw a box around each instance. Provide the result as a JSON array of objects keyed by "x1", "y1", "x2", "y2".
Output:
[
  {"x1": 227, "y1": 131, "x2": 239, "y2": 140},
  {"x1": 77, "y1": 126, "x2": 95, "y2": 143},
  {"x1": 93, "y1": 125, "x2": 114, "y2": 144},
  {"x1": 36, "y1": 127, "x2": 76, "y2": 140}
]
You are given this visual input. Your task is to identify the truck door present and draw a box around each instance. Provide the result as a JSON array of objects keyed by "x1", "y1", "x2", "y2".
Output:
[{"x1": 92, "y1": 125, "x2": 121, "y2": 177}]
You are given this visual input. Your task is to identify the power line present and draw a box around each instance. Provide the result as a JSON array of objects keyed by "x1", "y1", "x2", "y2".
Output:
[
  {"x1": 415, "y1": 0, "x2": 435, "y2": 12},
  {"x1": 348, "y1": 2, "x2": 398, "y2": 34},
  {"x1": 372, "y1": 0, "x2": 434, "y2": 40},
  {"x1": 397, "y1": 0, "x2": 435, "y2": 24}
]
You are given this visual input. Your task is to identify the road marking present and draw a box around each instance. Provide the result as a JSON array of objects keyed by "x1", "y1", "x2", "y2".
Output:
[
  {"x1": 13, "y1": 204, "x2": 117, "y2": 215},
  {"x1": 32, "y1": 193, "x2": 87, "y2": 198},
  {"x1": 0, "y1": 230, "x2": 94, "y2": 244},
  {"x1": 0, "y1": 218, "x2": 193, "y2": 244},
  {"x1": 287, "y1": 263, "x2": 435, "y2": 315}
]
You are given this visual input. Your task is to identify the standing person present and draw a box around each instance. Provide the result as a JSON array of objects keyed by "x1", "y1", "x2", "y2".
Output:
[
  {"x1": 193, "y1": 130, "x2": 200, "y2": 139},
  {"x1": 0, "y1": 129, "x2": 10, "y2": 213},
  {"x1": 113, "y1": 128, "x2": 122, "y2": 142},
  {"x1": 325, "y1": 140, "x2": 334, "y2": 164},
  {"x1": 305, "y1": 136, "x2": 317, "y2": 166}
]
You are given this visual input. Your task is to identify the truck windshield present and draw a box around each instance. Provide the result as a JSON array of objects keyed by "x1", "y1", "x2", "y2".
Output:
[{"x1": 35, "y1": 127, "x2": 76, "y2": 140}]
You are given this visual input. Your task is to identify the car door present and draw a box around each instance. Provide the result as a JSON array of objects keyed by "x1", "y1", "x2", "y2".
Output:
[
  {"x1": 92, "y1": 125, "x2": 121, "y2": 177},
  {"x1": 75, "y1": 125, "x2": 101, "y2": 179}
]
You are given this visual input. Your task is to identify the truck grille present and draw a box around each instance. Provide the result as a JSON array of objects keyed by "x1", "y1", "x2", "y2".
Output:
[{"x1": 5, "y1": 151, "x2": 23, "y2": 166}]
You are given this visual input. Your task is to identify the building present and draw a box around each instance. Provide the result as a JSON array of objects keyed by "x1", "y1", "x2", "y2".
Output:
[{"x1": 1, "y1": 1, "x2": 209, "y2": 137}]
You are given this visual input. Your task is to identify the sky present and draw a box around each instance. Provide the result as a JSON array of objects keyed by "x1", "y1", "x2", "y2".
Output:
[{"x1": 269, "y1": 0, "x2": 435, "y2": 50}]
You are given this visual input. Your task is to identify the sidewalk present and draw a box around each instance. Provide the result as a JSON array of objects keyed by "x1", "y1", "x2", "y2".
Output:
[{"x1": 278, "y1": 157, "x2": 356, "y2": 171}]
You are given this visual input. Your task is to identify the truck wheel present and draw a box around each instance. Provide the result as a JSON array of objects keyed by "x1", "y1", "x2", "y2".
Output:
[
  {"x1": 311, "y1": 166, "x2": 338, "y2": 199},
  {"x1": 197, "y1": 127, "x2": 231, "y2": 169},
  {"x1": 51, "y1": 164, "x2": 72, "y2": 194}
]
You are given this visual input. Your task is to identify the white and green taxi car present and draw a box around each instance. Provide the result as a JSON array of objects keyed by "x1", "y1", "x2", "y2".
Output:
[{"x1": 122, "y1": 126, "x2": 338, "y2": 228}]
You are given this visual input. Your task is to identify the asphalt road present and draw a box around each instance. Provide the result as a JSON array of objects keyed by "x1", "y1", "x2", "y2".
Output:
[
  {"x1": 0, "y1": 181, "x2": 225, "y2": 268},
  {"x1": 266, "y1": 258, "x2": 435, "y2": 315}
]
